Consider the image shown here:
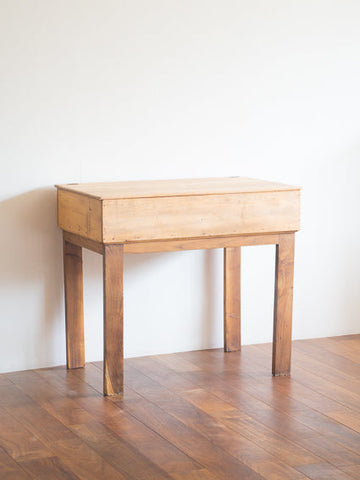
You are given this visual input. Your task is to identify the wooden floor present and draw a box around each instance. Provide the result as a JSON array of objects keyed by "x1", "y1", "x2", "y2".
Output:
[{"x1": 2, "y1": 337, "x2": 360, "y2": 479}]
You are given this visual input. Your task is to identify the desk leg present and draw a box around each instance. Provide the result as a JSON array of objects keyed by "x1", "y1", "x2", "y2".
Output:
[
  {"x1": 272, "y1": 233, "x2": 295, "y2": 376},
  {"x1": 224, "y1": 247, "x2": 241, "y2": 352},
  {"x1": 63, "y1": 235, "x2": 85, "y2": 369},
  {"x1": 103, "y1": 244, "x2": 124, "y2": 396}
]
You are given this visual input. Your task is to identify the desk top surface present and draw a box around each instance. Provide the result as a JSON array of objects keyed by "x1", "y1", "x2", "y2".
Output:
[{"x1": 56, "y1": 177, "x2": 300, "y2": 200}]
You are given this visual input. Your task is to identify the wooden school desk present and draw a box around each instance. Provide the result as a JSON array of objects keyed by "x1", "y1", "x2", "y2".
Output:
[{"x1": 56, "y1": 177, "x2": 301, "y2": 396}]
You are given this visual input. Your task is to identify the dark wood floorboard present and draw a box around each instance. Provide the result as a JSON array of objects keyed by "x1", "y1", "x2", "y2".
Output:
[{"x1": 2, "y1": 336, "x2": 360, "y2": 479}]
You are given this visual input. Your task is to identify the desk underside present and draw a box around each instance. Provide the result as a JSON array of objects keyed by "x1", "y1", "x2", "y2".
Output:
[{"x1": 63, "y1": 231, "x2": 291, "y2": 255}]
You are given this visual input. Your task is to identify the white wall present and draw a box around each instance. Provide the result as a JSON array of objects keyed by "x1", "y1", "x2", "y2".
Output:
[{"x1": 1, "y1": 0, "x2": 360, "y2": 373}]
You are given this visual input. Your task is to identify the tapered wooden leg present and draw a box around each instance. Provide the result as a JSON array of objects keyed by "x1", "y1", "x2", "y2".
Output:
[
  {"x1": 103, "y1": 244, "x2": 124, "y2": 396},
  {"x1": 272, "y1": 233, "x2": 295, "y2": 376},
  {"x1": 224, "y1": 247, "x2": 241, "y2": 352},
  {"x1": 63, "y1": 234, "x2": 85, "y2": 369}
]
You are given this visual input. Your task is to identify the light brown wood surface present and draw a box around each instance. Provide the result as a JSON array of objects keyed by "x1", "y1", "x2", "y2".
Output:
[
  {"x1": 103, "y1": 244, "x2": 124, "y2": 395},
  {"x1": 63, "y1": 232, "x2": 282, "y2": 255},
  {"x1": 272, "y1": 233, "x2": 295, "y2": 376},
  {"x1": 63, "y1": 231, "x2": 104, "y2": 255},
  {"x1": 224, "y1": 247, "x2": 241, "y2": 352},
  {"x1": 58, "y1": 189, "x2": 102, "y2": 242},
  {"x1": 123, "y1": 233, "x2": 283, "y2": 253},
  {"x1": 102, "y1": 190, "x2": 300, "y2": 242},
  {"x1": 56, "y1": 177, "x2": 301, "y2": 243},
  {"x1": 56, "y1": 176, "x2": 300, "y2": 200},
  {"x1": 63, "y1": 235, "x2": 85, "y2": 369}
]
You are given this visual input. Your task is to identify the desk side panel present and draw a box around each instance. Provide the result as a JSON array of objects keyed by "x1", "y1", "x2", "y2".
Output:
[
  {"x1": 58, "y1": 189, "x2": 102, "y2": 242},
  {"x1": 102, "y1": 190, "x2": 300, "y2": 243}
]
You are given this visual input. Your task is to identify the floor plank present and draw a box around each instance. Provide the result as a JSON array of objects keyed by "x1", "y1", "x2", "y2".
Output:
[
  {"x1": 0, "y1": 447, "x2": 32, "y2": 480},
  {"x1": 125, "y1": 358, "x2": 317, "y2": 477},
  {"x1": 296, "y1": 462, "x2": 355, "y2": 479},
  {"x1": 36, "y1": 365, "x2": 203, "y2": 477},
  {"x1": 18, "y1": 456, "x2": 81, "y2": 480},
  {"x1": 0, "y1": 405, "x2": 52, "y2": 463},
  {"x1": 3, "y1": 336, "x2": 360, "y2": 479}
]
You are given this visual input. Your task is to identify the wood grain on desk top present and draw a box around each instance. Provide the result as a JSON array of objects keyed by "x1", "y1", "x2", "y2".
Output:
[{"x1": 55, "y1": 177, "x2": 300, "y2": 200}]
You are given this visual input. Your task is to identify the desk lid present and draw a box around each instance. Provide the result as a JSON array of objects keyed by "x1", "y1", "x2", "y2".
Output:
[{"x1": 55, "y1": 177, "x2": 301, "y2": 200}]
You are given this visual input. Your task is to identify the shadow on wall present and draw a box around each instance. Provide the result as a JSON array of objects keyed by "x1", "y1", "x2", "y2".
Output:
[
  {"x1": 0, "y1": 188, "x2": 219, "y2": 371},
  {"x1": 0, "y1": 187, "x2": 63, "y2": 370}
]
